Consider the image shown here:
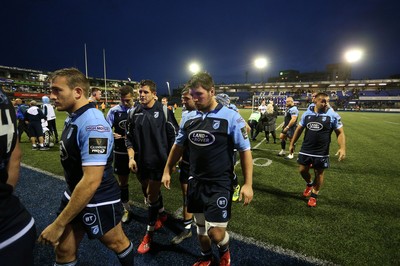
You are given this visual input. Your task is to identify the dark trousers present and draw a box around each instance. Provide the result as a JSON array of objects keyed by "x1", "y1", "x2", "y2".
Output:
[
  {"x1": 47, "y1": 119, "x2": 59, "y2": 141},
  {"x1": 17, "y1": 119, "x2": 30, "y2": 141},
  {"x1": 248, "y1": 120, "x2": 258, "y2": 139}
]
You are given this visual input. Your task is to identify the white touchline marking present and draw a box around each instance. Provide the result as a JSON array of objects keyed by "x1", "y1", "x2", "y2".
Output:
[
  {"x1": 22, "y1": 155, "x2": 335, "y2": 265},
  {"x1": 21, "y1": 163, "x2": 64, "y2": 180},
  {"x1": 253, "y1": 122, "x2": 283, "y2": 149},
  {"x1": 384, "y1": 121, "x2": 400, "y2": 125},
  {"x1": 228, "y1": 231, "x2": 337, "y2": 265}
]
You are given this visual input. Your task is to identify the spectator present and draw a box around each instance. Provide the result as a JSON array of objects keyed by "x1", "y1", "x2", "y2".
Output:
[
  {"x1": 25, "y1": 100, "x2": 47, "y2": 150},
  {"x1": 42, "y1": 96, "x2": 59, "y2": 143},
  {"x1": 14, "y1": 98, "x2": 30, "y2": 142},
  {"x1": 248, "y1": 109, "x2": 261, "y2": 141},
  {"x1": 263, "y1": 103, "x2": 277, "y2": 144}
]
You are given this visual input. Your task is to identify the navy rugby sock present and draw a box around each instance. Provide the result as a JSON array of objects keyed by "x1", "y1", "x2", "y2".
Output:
[{"x1": 117, "y1": 241, "x2": 134, "y2": 266}]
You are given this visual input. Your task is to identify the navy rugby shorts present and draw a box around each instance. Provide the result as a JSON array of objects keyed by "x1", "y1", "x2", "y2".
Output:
[
  {"x1": 58, "y1": 194, "x2": 123, "y2": 239},
  {"x1": 282, "y1": 125, "x2": 297, "y2": 138},
  {"x1": 298, "y1": 154, "x2": 330, "y2": 169},
  {"x1": 178, "y1": 161, "x2": 190, "y2": 184},
  {"x1": 113, "y1": 152, "x2": 130, "y2": 176},
  {"x1": 187, "y1": 178, "x2": 232, "y2": 223}
]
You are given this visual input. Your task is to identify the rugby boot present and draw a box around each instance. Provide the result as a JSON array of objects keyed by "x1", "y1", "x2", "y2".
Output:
[{"x1": 137, "y1": 233, "x2": 152, "y2": 254}]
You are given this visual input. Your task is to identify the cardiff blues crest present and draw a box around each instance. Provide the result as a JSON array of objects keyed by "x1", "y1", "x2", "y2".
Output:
[{"x1": 213, "y1": 120, "x2": 220, "y2": 129}]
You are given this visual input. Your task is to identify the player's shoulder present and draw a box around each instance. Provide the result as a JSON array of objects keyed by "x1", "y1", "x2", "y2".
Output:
[
  {"x1": 218, "y1": 105, "x2": 237, "y2": 116},
  {"x1": 301, "y1": 107, "x2": 314, "y2": 117},
  {"x1": 182, "y1": 110, "x2": 198, "y2": 123},
  {"x1": 79, "y1": 108, "x2": 109, "y2": 126},
  {"x1": 219, "y1": 106, "x2": 246, "y2": 125},
  {"x1": 108, "y1": 104, "x2": 121, "y2": 112},
  {"x1": 326, "y1": 107, "x2": 340, "y2": 117}
]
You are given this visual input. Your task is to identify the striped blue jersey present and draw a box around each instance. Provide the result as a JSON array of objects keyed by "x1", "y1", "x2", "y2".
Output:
[
  {"x1": 106, "y1": 104, "x2": 129, "y2": 153},
  {"x1": 299, "y1": 105, "x2": 343, "y2": 157},
  {"x1": 284, "y1": 105, "x2": 299, "y2": 127},
  {"x1": 175, "y1": 104, "x2": 250, "y2": 184},
  {"x1": 60, "y1": 104, "x2": 120, "y2": 203}
]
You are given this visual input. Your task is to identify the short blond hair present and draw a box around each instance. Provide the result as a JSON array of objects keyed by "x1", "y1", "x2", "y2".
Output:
[{"x1": 266, "y1": 103, "x2": 274, "y2": 114}]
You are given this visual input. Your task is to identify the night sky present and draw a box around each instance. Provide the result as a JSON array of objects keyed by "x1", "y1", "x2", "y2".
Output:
[{"x1": 1, "y1": 0, "x2": 400, "y2": 94}]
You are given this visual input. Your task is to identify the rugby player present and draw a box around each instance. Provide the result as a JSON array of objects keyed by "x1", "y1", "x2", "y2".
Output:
[
  {"x1": 106, "y1": 85, "x2": 136, "y2": 223},
  {"x1": 162, "y1": 72, "x2": 253, "y2": 266},
  {"x1": 278, "y1": 96, "x2": 299, "y2": 159},
  {"x1": 289, "y1": 92, "x2": 346, "y2": 207},
  {"x1": 125, "y1": 79, "x2": 178, "y2": 254},
  {"x1": 0, "y1": 88, "x2": 36, "y2": 266},
  {"x1": 38, "y1": 68, "x2": 134, "y2": 266}
]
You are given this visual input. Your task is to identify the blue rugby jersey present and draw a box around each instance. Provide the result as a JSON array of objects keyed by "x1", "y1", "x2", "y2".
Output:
[
  {"x1": 106, "y1": 104, "x2": 129, "y2": 153},
  {"x1": 60, "y1": 104, "x2": 120, "y2": 203},
  {"x1": 175, "y1": 104, "x2": 250, "y2": 184},
  {"x1": 180, "y1": 110, "x2": 195, "y2": 165},
  {"x1": 284, "y1": 105, "x2": 299, "y2": 127},
  {"x1": 299, "y1": 105, "x2": 343, "y2": 157}
]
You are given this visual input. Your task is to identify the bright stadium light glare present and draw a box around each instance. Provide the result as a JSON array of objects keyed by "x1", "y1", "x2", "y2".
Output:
[
  {"x1": 188, "y1": 62, "x2": 201, "y2": 74},
  {"x1": 254, "y1": 57, "x2": 267, "y2": 69},
  {"x1": 344, "y1": 49, "x2": 363, "y2": 63}
]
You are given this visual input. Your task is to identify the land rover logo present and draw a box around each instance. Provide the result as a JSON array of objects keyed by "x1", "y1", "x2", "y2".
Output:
[
  {"x1": 307, "y1": 122, "x2": 323, "y2": 131},
  {"x1": 189, "y1": 130, "x2": 215, "y2": 146}
]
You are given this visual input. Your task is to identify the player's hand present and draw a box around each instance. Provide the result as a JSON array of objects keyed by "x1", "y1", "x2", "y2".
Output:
[
  {"x1": 239, "y1": 184, "x2": 253, "y2": 206},
  {"x1": 129, "y1": 159, "x2": 138, "y2": 173},
  {"x1": 335, "y1": 149, "x2": 346, "y2": 162},
  {"x1": 38, "y1": 222, "x2": 65, "y2": 247},
  {"x1": 289, "y1": 145, "x2": 294, "y2": 154},
  {"x1": 113, "y1": 133, "x2": 122, "y2": 139},
  {"x1": 161, "y1": 173, "x2": 171, "y2": 189}
]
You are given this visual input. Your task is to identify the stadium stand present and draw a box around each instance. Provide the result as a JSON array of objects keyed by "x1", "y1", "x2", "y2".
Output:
[{"x1": 1, "y1": 65, "x2": 400, "y2": 111}]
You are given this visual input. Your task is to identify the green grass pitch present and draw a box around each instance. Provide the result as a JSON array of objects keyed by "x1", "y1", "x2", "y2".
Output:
[{"x1": 19, "y1": 108, "x2": 400, "y2": 265}]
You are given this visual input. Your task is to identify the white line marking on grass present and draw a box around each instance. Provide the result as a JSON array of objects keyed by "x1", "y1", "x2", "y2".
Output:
[
  {"x1": 169, "y1": 205, "x2": 336, "y2": 265},
  {"x1": 21, "y1": 163, "x2": 64, "y2": 180},
  {"x1": 384, "y1": 121, "x2": 400, "y2": 125},
  {"x1": 23, "y1": 163, "x2": 335, "y2": 265},
  {"x1": 253, "y1": 122, "x2": 284, "y2": 149},
  {"x1": 228, "y1": 231, "x2": 337, "y2": 266}
]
